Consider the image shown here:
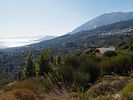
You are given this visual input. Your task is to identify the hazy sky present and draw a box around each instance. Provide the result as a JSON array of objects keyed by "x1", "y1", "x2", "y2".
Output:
[{"x1": 0, "y1": 0, "x2": 133, "y2": 38}]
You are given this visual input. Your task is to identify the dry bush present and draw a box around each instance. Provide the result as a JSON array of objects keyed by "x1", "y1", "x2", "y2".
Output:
[
  {"x1": 0, "y1": 92, "x2": 17, "y2": 100},
  {"x1": 0, "y1": 89, "x2": 38, "y2": 100},
  {"x1": 12, "y1": 89, "x2": 39, "y2": 100},
  {"x1": 42, "y1": 92, "x2": 76, "y2": 100},
  {"x1": 86, "y1": 75, "x2": 128, "y2": 98},
  {"x1": 6, "y1": 78, "x2": 44, "y2": 94}
]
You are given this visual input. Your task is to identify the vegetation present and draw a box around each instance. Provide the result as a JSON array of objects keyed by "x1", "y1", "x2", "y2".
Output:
[
  {"x1": 23, "y1": 52, "x2": 36, "y2": 77},
  {"x1": 117, "y1": 37, "x2": 133, "y2": 52},
  {"x1": 103, "y1": 51, "x2": 117, "y2": 57},
  {"x1": 21, "y1": 47, "x2": 133, "y2": 91},
  {"x1": 121, "y1": 79, "x2": 133, "y2": 98},
  {"x1": 1, "y1": 37, "x2": 133, "y2": 100},
  {"x1": 37, "y1": 48, "x2": 53, "y2": 75}
]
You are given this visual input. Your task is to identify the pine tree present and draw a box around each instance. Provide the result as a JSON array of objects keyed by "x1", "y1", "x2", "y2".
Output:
[
  {"x1": 56, "y1": 54, "x2": 62, "y2": 66},
  {"x1": 24, "y1": 52, "x2": 35, "y2": 77},
  {"x1": 38, "y1": 48, "x2": 52, "y2": 75}
]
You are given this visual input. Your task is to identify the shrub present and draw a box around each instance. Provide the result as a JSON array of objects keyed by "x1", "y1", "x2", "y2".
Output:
[
  {"x1": 75, "y1": 90, "x2": 89, "y2": 100},
  {"x1": 23, "y1": 52, "x2": 36, "y2": 77},
  {"x1": 103, "y1": 51, "x2": 117, "y2": 57},
  {"x1": 7, "y1": 78, "x2": 44, "y2": 94},
  {"x1": 0, "y1": 89, "x2": 38, "y2": 100},
  {"x1": 0, "y1": 92, "x2": 17, "y2": 100},
  {"x1": 57, "y1": 65, "x2": 73, "y2": 83},
  {"x1": 12, "y1": 89, "x2": 38, "y2": 100},
  {"x1": 80, "y1": 59, "x2": 102, "y2": 83},
  {"x1": 73, "y1": 71, "x2": 90, "y2": 89},
  {"x1": 110, "y1": 55, "x2": 133, "y2": 75},
  {"x1": 57, "y1": 55, "x2": 102, "y2": 88},
  {"x1": 101, "y1": 54, "x2": 133, "y2": 75},
  {"x1": 121, "y1": 79, "x2": 133, "y2": 98}
]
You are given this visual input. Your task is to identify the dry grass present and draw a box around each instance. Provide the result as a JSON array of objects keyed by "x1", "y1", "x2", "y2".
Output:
[
  {"x1": 2, "y1": 75, "x2": 130, "y2": 100},
  {"x1": 0, "y1": 92, "x2": 17, "y2": 100},
  {"x1": 42, "y1": 92, "x2": 76, "y2": 100},
  {"x1": 0, "y1": 89, "x2": 39, "y2": 100},
  {"x1": 86, "y1": 75, "x2": 128, "y2": 98},
  {"x1": 6, "y1": 78, "x2": 44, "y2": 94}
]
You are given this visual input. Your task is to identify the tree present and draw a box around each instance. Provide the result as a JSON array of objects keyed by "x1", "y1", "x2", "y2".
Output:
[
  {"x1": 56, "y1": 54, "x2": 62, "y2": 66},
  {"x1": 37, "y1": 48, "x2": 52, "y2": 75},
  {"x1": 24, "y1": 52, "x2": 35, "y2": 77}
]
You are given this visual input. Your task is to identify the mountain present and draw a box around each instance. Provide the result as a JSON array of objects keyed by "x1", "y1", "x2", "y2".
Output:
[
  {"x1": 5, "y1": 19, "x2": 133, "y2": 54},
  {"x1": 35, "y1": 35, "x2": 57, "y2": 42},
  {"x1": 28, "y1": 19, "x2": 133, "y2": 52},
  {"x1": 71, "y1": 12, "x2": 133, "y2": 34},
  {"x1": 2, "y1": 19, "x2": 133, "y2": 80}
]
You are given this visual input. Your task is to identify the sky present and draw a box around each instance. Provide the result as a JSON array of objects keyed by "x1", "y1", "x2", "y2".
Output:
[{"x1": 0, "y1": 0, "x2": 133, "y2": 47}]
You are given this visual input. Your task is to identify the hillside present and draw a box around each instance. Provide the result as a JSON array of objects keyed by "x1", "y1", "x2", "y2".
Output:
[
  {"x1": 6, "y1": 19, "x2": 133, "y2": 53},
  {"x1": 1, "y1": 19, "x2": 133, "y2": 81},
  {"x1": 71, "y1": 12, "x2": 133, "y2": 34},
  {"x1": 1, "y1": 19, "x2": 133, "y2": 99},
  {"x1": 1, "y1": 47, "x2": 133, "y2": 100}
]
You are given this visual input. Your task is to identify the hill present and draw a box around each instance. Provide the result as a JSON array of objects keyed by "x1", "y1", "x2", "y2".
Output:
[
  {"x1": 1, "y1": 19, "x2": 133, "y2": 80},
  {"x1": 6, "y1": 19, "x2": 133, "y2": 54},
  {"x1": 71, "y1": 12, "x2": 133, "y2": 34}
]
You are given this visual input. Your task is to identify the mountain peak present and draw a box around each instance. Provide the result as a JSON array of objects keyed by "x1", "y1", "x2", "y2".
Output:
[{"x1": 71, "y1": 12, "x2": 133, "y2": 34}]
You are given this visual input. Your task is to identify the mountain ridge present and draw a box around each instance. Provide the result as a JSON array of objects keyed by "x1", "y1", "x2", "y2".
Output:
[
  {"x1": 71, "y1": 12, "x2": 133, "y2": 34},
  {"x1": 4, "y1": 19, "x2": 133, "y2": 54}
]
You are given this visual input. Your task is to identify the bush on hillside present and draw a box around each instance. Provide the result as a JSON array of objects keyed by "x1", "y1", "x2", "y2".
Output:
[
  {"x1": 121, "y1": 79, "x2": 133, "y2": 98},
  {"x1": 103, "y1": 51, "x2": 117, "y2": 57},
  {"x1": 56, "y1": 55, "x2": 102, "y2": 88},
  {"x1": 101, "y1": 54, "x2": 133, "y2": 75}
]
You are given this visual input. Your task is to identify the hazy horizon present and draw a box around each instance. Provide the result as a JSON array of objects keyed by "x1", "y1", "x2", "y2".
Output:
[{"x1": 1, "y1": 0, "x2": 133, "y2": 48}]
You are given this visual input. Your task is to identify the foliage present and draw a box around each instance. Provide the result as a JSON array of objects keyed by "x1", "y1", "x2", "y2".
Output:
[
  {"x1": 75, "y1": 90, "x2": 89, "y2": 100},
  {"x1": 56, "y1": 54, "x2": 62, "y2": 66},
  {"x1": 103, "y1": 51, "x2": 117, "y2": 57},
  {"x1": 21, "y1": 48, "x2": 133, "y2": 92},
  {"x1": 37, "y1": 48, "x2": 53, "y2": 75},
  {"x1": 7, "y1": 78, "x2": 44, "y2": 94},
  {"x1": 56, "y1": 55, "x2": 102, "y2": 89},
  {"x1": 0, "y1": 66, "x2": 7, "y2": 88},
  {"x1": 23, "y1": 52, "x2": 36, "y2": 77},
  {"x1": 0, "y1": 89, "x2": 38, "y2": 100},
  {"x1": 117, "y1": 37, "x2": 133, "y2": 52},
  {"x1": 101, "y1": 54, "x2": 133, "y2": 75},
  {"x1": 121, "y1": 79, "x2": 133, "y2": 97}
]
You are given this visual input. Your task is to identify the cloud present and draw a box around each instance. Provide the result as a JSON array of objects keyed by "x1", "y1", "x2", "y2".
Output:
[{"x1": 0, "y1": 37, "x2": 38, "y2": 48}]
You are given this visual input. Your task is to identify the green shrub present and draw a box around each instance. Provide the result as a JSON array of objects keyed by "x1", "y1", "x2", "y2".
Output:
[
  {"x1": 75, "y1": 92, "x2": 89, "y2": 100},
  {"x1": 73, "y1": 71, "x2": 90, "y2": 88},
  {"x1": 121, "y1": 80, "x2": 133, "y2": 97},
  {"x1": 57, "y1": 55, "x2": 102, "y2": 88},
  {"x1": 57, "y1": 65, "x2": 73, "y2": 83},
  {"x1": 101, "y1": 54, "x2": 133, "y2": 75},
  {"x1": 103, "y1": 51, "x2": 117, "y2": 57},
  {"x1": 111, "y1": 55, "x2": 133, "y2": 75}
]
